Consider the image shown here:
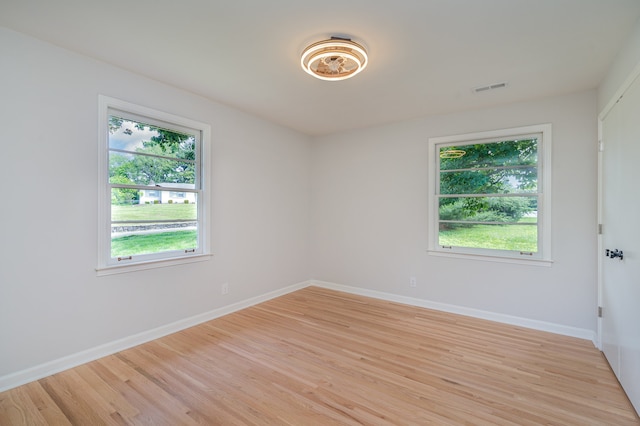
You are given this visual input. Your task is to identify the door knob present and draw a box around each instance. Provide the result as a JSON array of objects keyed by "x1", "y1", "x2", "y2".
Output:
[{"x1": 605, "y1": 249, "x2": 624, "y2": 260}]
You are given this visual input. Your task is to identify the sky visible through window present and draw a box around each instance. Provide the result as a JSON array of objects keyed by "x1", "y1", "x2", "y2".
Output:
[{"x1": 109, "y1": 120, "x2": 160, "y2": 151}]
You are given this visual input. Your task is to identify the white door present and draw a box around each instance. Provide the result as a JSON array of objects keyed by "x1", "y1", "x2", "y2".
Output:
[{"x1": 600, "y1": 74, "x2": 640, "y2": 415}]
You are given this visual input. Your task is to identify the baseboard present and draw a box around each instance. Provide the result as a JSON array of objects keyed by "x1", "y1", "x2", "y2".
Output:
[
  {"x1": 310, "y1": 280, "x2": 596, "y2": 343},
  {"x1": 1, "y1": 279, "x2": 596, "y2": 392},
  {"x1": 0, "y1": 280, "x2": 311, "y2": 393}
]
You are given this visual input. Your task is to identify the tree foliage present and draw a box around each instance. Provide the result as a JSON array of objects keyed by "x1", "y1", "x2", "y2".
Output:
[
  {"x1": 110, "y1": 175, "x2": 138, "y2": 205},
  {"x1": 438, "y1": 139, "x2": 538, "y2": 227}
]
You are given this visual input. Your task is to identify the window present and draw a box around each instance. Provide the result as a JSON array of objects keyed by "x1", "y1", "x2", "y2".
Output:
[
  {"x1": 97, "y1": 96, "x2": 211, "y2": 274},
  {"x1": 428, "y1": 124, "x2": 552, "y2": 264}
]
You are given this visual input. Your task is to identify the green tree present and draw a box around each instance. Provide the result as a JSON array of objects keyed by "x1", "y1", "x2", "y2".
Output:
[
  {"x1": 110, "y1": 175, "x2": 139, "y2": 205},
  {"x1": 108, "y1": 118, "x2": 196, "y2": 187},
  {"x1": 439, "y1": 139, "x2": 537, "y2": 227}
]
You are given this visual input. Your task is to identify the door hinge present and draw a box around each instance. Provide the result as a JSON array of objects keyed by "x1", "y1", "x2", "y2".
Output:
[
  {"x1": 598, "y1": 224, "x2": 603, "y2": 235},
  {"x1": 598, "y1": 306, "x2": 603, "y2": 318}
]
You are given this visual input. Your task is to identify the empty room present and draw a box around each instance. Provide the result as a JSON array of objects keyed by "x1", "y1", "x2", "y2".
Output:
[{"x1": 1, "y1": 0, "x2": 640, "y2": 424}]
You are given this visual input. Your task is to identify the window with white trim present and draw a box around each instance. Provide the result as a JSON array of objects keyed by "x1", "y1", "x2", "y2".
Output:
[
  {"x1": 428, "y1": 124, "x2": 552, "y2": 263},
  {"x1": 97, "y1": 96, "x2": 211, "y2": 274}
]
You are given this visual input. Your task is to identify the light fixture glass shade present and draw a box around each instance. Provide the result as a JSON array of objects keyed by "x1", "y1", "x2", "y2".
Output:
[
  {"x1": 439, "y1": 149, "x2": 466, "y2": 159},
  {"x1": 301, "y1": 38, "x2": 368, "y2": 81}
]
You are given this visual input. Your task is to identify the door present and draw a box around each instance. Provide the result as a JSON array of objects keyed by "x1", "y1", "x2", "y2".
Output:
[{"x1": 600, "y1": 74, "x2": 640, "y2": 415}]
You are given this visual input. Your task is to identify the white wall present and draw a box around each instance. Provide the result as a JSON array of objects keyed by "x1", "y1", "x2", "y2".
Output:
[
  {"x1": 310, "y1": 91, "x2": 598, "y2": 332},
  {"x1": 0, "y1": 23, "x2": 610, "y2": 387},
  {"x1": 598, "y1": 17, "x2": 640, "y2": 112},
  {"x1": 0, "y1": 28, "x2": 311, "y2": 378}
]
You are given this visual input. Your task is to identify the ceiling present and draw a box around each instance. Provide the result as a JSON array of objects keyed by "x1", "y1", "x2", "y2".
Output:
[{"x1": 2, "y1": 0, "x2": 639, "y2": 136}]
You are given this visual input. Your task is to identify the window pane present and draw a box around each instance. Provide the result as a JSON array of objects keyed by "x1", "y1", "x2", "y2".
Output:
[
  {"x1": 111, "y1": 229, "x2": 198, "y2": 257},
  {"x1": 110, "y1": 191, "x2": 198, "y2": 257},
  {"x1": 438, "y1": 223, "x2": 537, "y2": 253},
  {"x1": 108, "y1": 116, "x2": 196, "y2": 161},
  {"x1": 440, "y1": 167, "x2": 537, "y2": 194},
  {"x1": 109, "y1": 152, "x2": 195, "y2": 186},
  {"x1": 439, "y1": 138, "x2": 538, "y2": 170},
  {"x1": 439, "y1": 196, "x2": 537, "y2": 223}
]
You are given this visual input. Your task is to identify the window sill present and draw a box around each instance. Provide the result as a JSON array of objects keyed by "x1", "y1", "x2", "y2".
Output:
[
  {"x1": 96, "y1": 253, "x2": 213, "y2": 276},
  {"x1": 427, "y1": 250, "x2": 553, "y2": 267}
]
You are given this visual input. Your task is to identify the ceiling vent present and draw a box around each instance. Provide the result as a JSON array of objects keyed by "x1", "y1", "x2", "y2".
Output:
[{"x1": 473, "y1": 82, "x2": 508, "y2": 93}]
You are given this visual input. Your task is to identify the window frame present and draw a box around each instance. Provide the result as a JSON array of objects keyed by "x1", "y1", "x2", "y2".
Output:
[
  {"x1": 427, "y1": 124, "x2": 552, "y2": 265},
  {"x1": 97, "y1": 95, "x2": 212, "y2": 275}
]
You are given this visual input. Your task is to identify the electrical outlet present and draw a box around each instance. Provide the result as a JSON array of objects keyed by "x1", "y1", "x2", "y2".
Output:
[
  {"x1": 409, "y1": 277, "x2": 417, "y2": 287},
  {"x1": 221, "y1": 282, "x2": 229, "y2": 295}
]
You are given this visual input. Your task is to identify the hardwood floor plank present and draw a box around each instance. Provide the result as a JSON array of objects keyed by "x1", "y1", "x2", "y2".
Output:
[
  {"x1": 1, "y1": 286, "x2": 638, "y2": 425},
  {"x1": 38, "y1": 373, "x2": 110, "y2": 425},
  {"x1": 22, "y1": 382, "x2": 72, "y2": 426},
  {"x1": 0, "y1": 384, "x2": 53, "y2": 426}
]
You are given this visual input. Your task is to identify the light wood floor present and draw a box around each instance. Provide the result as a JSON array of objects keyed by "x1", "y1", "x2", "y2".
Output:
[{"x1": 1, "y1": 287, "x2": 638, "y2": 425}]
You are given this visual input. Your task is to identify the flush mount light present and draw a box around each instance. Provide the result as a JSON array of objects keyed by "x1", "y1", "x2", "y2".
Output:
[{"x1": 301, "y1": 37, "x2": 368, "y2": 81}]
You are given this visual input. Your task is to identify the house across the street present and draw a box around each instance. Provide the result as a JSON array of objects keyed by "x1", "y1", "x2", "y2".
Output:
[{"x1": 139, "y1": 183, "x2": 196, "y2": 205}]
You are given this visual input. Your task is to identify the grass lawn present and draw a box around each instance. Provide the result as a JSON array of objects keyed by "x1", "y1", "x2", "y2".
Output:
[
  {"x1": 111, "y1": 204, "x2": 197, "y2": 256},
  {"x1": 439, "y1": 218, "x2": 537, "y2": 252},
  {"x1": 111, "y1": 230, "x2": 197, "y2": 257},
  {"x1": 112, "y1": 203, "x2": 196, "y2": 222}
]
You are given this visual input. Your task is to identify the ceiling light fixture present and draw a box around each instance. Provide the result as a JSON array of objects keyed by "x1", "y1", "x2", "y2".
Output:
[{"x1": 301, "y1": 37, "x2": 368, "y2": 81}]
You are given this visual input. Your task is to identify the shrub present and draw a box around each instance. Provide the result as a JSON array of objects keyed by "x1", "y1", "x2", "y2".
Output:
[
  {"x1": 168, "y1": 199, "x2": 173, "y2": 204},
  {"x1": 184, "y1": 200, "x2": 189, "y2": 204},
  {"x1": 439, "y1": 197, "x2": 533, "y2": 229},
  {"x1": 487, "y1": 197, "x2": 532, "y2": 221}
]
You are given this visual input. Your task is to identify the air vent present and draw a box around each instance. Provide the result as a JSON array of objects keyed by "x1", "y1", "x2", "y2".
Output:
[{"x1": 473, "y1": 82, "x2": 508, "y2": 93}]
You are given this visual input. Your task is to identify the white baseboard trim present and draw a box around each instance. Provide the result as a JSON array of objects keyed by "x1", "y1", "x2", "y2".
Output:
[
  {"x1": 0, "y1": 280, "x2": 310, "y2": 393},
  {"x1": 2, "y1": 279, "x2": 596, "y2": 392},
  {"x1": 310, "y1": 280, "x2": 596, "y2": 343}
]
